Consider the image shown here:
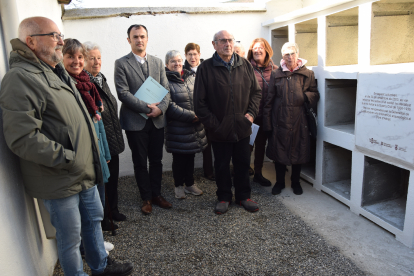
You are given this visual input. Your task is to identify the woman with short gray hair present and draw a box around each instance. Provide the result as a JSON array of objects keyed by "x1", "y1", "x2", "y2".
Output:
[
  {"x1": 83, "y1": 41, "x2": 127, "y2": 227},
  {"x1": 263, "y1": 42, "x2": 319, "y2": 196},
  {"x1": 164, "y1": 50, "x2": 207, "y2": 199}
]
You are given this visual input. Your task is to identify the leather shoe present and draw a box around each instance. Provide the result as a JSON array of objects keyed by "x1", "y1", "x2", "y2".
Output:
[
  {"x1": 152, "y1": 196, "x2": 172, "y2": 209},
  {"x1": 141, "y1": 200, "x2": 152, "y2": 215}
]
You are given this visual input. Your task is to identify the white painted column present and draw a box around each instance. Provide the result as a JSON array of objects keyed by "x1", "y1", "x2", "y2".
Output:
[
  {"x1": 358, "y1": 2, "x2": 372, "y2": 67},
  {"x1": 313, "y1": 15, "x2": 327, "y2": 191},
  {"x1": 288, "y1": 23, "x2": 295, "y2": 42}
]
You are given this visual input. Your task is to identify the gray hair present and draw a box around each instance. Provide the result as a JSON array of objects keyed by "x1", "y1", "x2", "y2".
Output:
[
  {"x1": 165, "y1": 50, "x2": 182, "y2": 65},
  {"x1": 213, "y1": 30, "x2": 234, "y2": 44},
  {"x1": 83, "y1": 41, "x2": 102, "y2": 53},
  {"x1": 234, "y1": 42, "x2": 244, "y2": 51},
  {"x1": 18, "y1": 17, "x2": 42, "y2": 42},
  {"x1": 281, "y1": 42, "x2": 299, "y2": 55}
]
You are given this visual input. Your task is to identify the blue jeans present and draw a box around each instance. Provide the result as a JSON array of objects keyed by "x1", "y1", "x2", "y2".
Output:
[{"x1": 43, "y1": 185, "x2": 107, "y2": 275}]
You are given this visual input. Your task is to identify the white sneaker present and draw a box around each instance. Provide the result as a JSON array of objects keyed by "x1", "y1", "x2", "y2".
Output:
[
  {"x1": 104, "y1": 241, "x2": 114, "y2": 252},
  {"x1": 184, "y1": 185, "x2": 203, "y2": 196},
  {"x1": 175, "y1": 186, "x2": 186, "y2": 199},
  {"x1": 106, "y1": 250, "x2": 109, "y2": 256}
]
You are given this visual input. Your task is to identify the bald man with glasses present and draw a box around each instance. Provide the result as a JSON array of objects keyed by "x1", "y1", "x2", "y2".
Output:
[
  {"x1": 194, "y1": 30, "x2": 262, "y2": 215},
  {"x1": 0, "y1": 17, "x2": 133, "y2": 276}
]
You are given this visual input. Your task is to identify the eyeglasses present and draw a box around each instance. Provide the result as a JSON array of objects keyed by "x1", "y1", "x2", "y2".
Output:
[
  {"x1": 283, "y1": 52, "x2": 297, "y2": 58},
  {"x1": 30, "y1": 32, "x2": 64, "y2": 42},
  {"x1": 187, "y1": 53, "x2": 199, "y2": 57},
  {"x1": 253, "y1": 47, "x2": 264, "y2": 51},
  {"x1": 215, "y1": 38, "x2": 236, "y2": 45}
]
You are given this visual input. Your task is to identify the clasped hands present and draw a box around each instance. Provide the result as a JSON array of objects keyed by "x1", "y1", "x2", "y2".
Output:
[{"x1": 146, "y1": 102, "x2": 162, "y2": 118}]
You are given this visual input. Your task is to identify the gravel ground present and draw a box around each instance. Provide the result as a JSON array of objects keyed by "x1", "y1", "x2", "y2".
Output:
[{"x1": 54, "y1": 168, "x2": 366, "y2": 276}]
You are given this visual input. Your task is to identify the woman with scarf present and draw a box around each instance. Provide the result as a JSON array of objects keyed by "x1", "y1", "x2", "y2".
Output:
[
  {"x1": 164, "y1": 50, "x2": 207, "y2": 199},
  {"x1": 62, "y1": 40, "x2": 113, "y2": 253},
  {"x1": 263, "y1": 42, "x2": 319, "y2": 196},
  {"x1": 247, "y1": 38, "x2": 277, "y2": 187}
]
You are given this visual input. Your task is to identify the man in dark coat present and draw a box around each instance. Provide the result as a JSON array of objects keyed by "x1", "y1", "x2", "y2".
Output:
[{"x1": 194, "y1": 30, "x2": 262, "y2": 214}]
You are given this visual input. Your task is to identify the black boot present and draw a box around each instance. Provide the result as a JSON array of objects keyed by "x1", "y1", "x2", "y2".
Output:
[
  {"x1": 253, "y1": 173, "x2": 271, "y2": 186},
  {"x1": 291, "y1": 182, "x2": 303, "y2": 195},
  {"x1": 271, "y1": 182, "x2": 285, "y2": 195}
]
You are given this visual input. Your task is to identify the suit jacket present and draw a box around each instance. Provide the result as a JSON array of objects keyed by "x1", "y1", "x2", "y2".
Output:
[{"x1": 114, "y1": 52, "x2": 170, "y2": 131}]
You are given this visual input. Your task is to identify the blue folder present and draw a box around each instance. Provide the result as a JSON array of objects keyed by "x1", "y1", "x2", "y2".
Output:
[{"x1": 134, "y1": 76, "x2": 168, "y2": 119}]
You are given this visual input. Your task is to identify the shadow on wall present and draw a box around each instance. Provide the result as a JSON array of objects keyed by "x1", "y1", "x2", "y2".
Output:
[{"x1": 0, "y1": 107, "x2": 57, "y2": 275}]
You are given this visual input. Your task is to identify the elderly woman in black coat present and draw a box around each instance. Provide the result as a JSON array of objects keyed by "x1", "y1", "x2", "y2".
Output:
[
  {"x1": 263, "y1": 42, "x2": 319, "y2": 196},
  {"x1": 165, "y1": 50, "x2": 207, "y2": 199},
  {"x1": 84, "y1": 41, "x2": 126, "y2": 228}
]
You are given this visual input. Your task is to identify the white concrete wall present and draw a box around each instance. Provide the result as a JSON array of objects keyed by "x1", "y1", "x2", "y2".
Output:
[
  {"x1": 63, "y1": 10, "x2": 274, "y2": 176},
  {"x1": 0, "y1": 0, "x2": 63, "y2": 275}
]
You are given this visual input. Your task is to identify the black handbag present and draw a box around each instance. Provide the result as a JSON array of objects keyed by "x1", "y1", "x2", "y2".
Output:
[{"x1": 303, "y1": 94, "x2": 317, "y2": 139}]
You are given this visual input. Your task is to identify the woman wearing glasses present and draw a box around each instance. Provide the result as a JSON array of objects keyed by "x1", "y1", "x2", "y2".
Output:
[
  {"x1": 263, "y1": 42, "x2": 319, "y2": 196},
  {"x1": 247, "y1": 38, "x2": 277, "y2": 187},
  {"x1": 164, "y1": 50, "x2": 207, "y2": 199}
]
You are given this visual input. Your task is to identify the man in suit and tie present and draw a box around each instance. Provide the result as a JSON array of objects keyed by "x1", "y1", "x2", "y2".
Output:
[{"x1": 114, "y1": 24, "x2": 171, "y2": 215}]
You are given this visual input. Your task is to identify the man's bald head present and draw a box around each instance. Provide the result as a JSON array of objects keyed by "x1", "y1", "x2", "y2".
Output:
[
  {"x1": 213, "y1": 30, "x2": 234, "y2": 44},
  {"x1": 18, "y1": 17, "x2": 55, "y2": 42},
  {"x1": 18, "y1": 17, "x2": 63, "y2": 67}
]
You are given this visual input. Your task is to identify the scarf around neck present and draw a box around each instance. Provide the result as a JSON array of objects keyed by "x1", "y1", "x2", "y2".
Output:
[{"x1": 69, "y1": 70, "x2": 103, "y2": 115}]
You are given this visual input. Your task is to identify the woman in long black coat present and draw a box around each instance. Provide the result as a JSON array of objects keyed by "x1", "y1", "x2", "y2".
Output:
[
  {"x1": 263, "y1": 42, "x2": 319, "y2": 196},
  {"x1": 164, "y1": 50, "x2": 207, "y2": 199},
  {"x1": 84, "y1": 42, "x2": 126, "y2": 228}
]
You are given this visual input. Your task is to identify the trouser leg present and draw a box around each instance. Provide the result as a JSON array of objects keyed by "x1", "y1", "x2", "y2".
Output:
[
  {"x1": 232, "y1": 137, "x2": 252, "y2": 202},
  {"x1": 105, "y1": 154, "x2": 120, "y2": 217},
  {"x1": 147, "y1": 121, "x2": 164, "y2": 198},
  {"x1": 291, "y1": 164, "x2": 302, "y2": 184},
  {"x1": 202, "y1": 129, "x2": 214, "y2": 176},
  {"x1": 126, "y1": 125, "x2": 151, "y2": 201},
  {"x1": 172, "y1": 153, "x2": 186, "y2": 187},
  {"x1": 184, "y1": 153, "x2": 195, "y2": 187},
  {"x1": 43, "y1": 195, "x2": 88, "y2": 276},
  {"x1": 274, "y1": 162, "x2": 287, "y2": 184},
  {"x1": 212, "y1": 141, "x2": 233, "y2": 202},
  {"x1": 79, "y1": 186, "x2": 107, "y2": 274}
]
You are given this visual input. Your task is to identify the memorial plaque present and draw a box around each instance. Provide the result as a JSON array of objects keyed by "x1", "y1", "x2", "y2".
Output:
[{"x1": 355, "y1": 72, "x2": 414, "y2": 167}]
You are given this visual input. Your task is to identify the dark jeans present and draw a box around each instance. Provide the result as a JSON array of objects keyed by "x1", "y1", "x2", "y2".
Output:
[
  {"x1": 250, "y1": 117, "x2": 268, "y2": 174},
  {"x1": 212, "y1": 136, "x2": 251, "y2": 203},
  {"x1": 172, "y1": 153, "x2": 195, "y2": 187},
  {"x1": 125, "y1": 120, "x2": 164, "y2": 201},
  {"x1": 275, "y1": 162, "x2": 302, "y2": 184},
  {"x1": 104, "y1": 154, "x2": 120, "y2": 218},
  {"x1": 202, "y1": 129, "x2": 214, "y2": 176}
]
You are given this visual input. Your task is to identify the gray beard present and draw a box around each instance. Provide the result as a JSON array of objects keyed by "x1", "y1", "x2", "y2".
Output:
[{"x1": 38, "y1": 45, "x2": 63, "y2": 66}]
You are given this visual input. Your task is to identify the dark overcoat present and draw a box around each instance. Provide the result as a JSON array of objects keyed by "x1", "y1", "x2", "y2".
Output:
[
  {"x1": 263, "y1": 66, "x2": 319, "y2": 165},
  {"x1": 165, "y1": 69, "x2": 207, "y2": 154}
]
